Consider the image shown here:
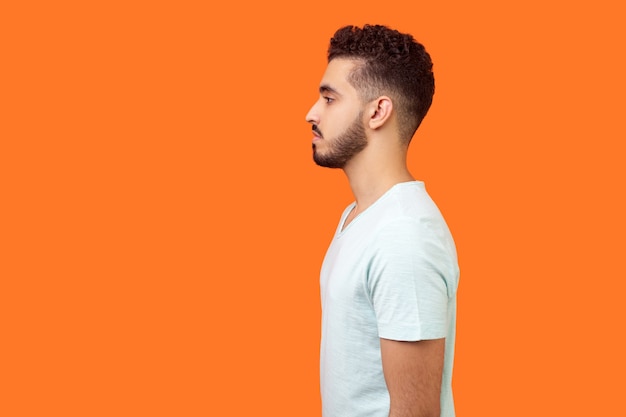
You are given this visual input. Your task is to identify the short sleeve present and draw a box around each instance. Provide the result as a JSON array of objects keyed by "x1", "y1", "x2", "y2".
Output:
[{"x1": 366, "y1": 216, "x2": 458, "y2": 341}]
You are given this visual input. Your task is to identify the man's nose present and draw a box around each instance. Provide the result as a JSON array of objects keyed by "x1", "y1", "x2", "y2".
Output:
[{"x1": 305, "y1": 102, "x2": 319, "y2": 125}]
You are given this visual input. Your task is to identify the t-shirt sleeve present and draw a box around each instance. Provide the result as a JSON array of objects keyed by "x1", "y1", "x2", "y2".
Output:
[{"x1": 366, "y1": 216, "x2": 458, "y2": 341}]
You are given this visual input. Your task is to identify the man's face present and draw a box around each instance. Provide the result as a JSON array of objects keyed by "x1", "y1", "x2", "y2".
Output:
[{"x1": 305, "y1": 59, "x2": 367, "y2": 169}]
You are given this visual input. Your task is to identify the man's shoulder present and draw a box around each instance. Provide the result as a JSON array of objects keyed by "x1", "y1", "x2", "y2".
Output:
[{"x1": 373, "y1": 184, "x2": 448, "y2": 233}]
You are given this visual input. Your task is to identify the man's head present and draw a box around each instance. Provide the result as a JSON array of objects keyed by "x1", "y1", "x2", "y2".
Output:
[
  {"x1": 306, "y1": 25, "x2": 434, "y2": 169},
  {"x1": 328, "y1": 25, "x2": 435, "y2": 144}
]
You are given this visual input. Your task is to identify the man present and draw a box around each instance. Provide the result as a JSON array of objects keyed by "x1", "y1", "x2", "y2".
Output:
[{"x1": 305, "y1": 25, "x2": 460, "y2": 417}]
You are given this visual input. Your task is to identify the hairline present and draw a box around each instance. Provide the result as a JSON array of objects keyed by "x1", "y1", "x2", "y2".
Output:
[{"x1": 329, "y1": 56, "x2": 416, "y2": 143}]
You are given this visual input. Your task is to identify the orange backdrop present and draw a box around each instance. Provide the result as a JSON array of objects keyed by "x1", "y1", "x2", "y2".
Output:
[{"x1": 2, "y1": 0, "x2": 625, "y2": 415}]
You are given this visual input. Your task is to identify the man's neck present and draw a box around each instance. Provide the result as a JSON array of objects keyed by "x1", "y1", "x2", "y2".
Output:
[{"x1": 342, "y1": 149, "x2": 414, "y2": 216}]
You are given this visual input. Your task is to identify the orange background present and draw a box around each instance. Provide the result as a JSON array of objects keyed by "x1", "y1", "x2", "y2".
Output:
[{"x1": 2, "y1": 0, "x2": 625, "y2": 415}]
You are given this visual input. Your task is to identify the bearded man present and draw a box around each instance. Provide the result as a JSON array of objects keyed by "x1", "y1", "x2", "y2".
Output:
[{"x1": 306, "y1": 24, "x2": 460, "y2": 417}]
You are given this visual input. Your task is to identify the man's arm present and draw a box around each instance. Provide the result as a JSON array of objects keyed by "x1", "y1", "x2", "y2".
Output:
[{"x1": 380, "y1": 337, "x2": 445, "y2": 417}]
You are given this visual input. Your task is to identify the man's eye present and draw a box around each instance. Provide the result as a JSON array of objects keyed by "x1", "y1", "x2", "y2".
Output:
[{"x1": 324, "y1": 97, "x2": 334, "y2": 104}]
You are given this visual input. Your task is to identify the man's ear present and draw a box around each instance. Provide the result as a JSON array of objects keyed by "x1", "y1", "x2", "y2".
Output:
[{"x1": 367, "y1": 96, "x2": 393, "y2": 130}]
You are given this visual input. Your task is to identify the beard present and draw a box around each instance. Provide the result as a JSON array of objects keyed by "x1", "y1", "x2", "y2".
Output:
[{"x1": 312, "y1": 113, "x2": 367, "y2": 169}]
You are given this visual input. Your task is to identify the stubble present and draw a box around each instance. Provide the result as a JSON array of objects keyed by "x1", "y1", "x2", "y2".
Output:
[{"x1": 313, "y1": 113, "x2": 367, "y2": 169}]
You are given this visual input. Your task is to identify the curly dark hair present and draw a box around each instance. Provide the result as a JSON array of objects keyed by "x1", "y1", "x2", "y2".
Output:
[{"x1": 328, "y1": 25, "x2": 435, "y2": 143}]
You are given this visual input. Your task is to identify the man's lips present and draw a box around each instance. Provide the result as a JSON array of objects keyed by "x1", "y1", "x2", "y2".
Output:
[
  {"x1": 312, "y1": 132, "x2": 323, "y2": 143},
  {"x1": 312, "y1": 125, "x2": 323, "y2": 139}
]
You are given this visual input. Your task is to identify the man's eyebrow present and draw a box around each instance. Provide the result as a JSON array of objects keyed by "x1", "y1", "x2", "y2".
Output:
[{"x1": 319, "y1": 84, "x2": 341, "y2": 96}]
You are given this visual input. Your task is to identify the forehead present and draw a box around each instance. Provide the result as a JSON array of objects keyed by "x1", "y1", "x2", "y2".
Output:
[{"x1": 320, "y1": 58, "x2": 359, "y2": 96}]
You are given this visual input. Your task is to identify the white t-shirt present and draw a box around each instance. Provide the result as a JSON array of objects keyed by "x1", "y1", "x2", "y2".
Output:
[{"x1": 320, "y1": 181, "x2": 459, "y2": 417}]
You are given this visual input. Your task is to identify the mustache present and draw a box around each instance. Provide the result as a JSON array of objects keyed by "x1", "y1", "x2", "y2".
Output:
[{"x1": 312, "y1": 125, "x2": 323, "y2": 138}]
